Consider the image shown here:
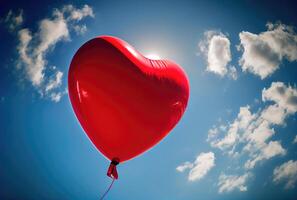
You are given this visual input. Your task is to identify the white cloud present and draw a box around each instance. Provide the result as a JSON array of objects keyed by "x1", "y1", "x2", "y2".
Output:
[
  {"x1": 176, "y1": 162, "x2": 193, "y2": 172},
  {"x1": 17, "y1": 14, "x2": 69, "y2": 87},
  {"x1": 262, "y1": 82, "x2": 297, "y2": 114},
  {"x1": 208, "y1": 82, "x2": 297, "y2": 172},
  {"x1": 244, "y1": 141, "x2": 286, "y2": 169},
  {"x1": 50, "y1": 92, "x2": 63, "y2": 102},
  {"x1": 209, "y1": 106, "x2": 256, "y2": 150},
  {"x1": 45, "y1": 71, "x2": 63, "y2": 92},
  {"x1": 62, "y1": 4, "x2": 94, "y2": 21},
  {"x1": 199, "y1": 31, "x2": 236, "y2": 79},
  {"x1": 238, "y1": 22, "x2": 297, "y2": 79},
  {"x1": 207, "y1": 34, "x2": 231, "y2": 75},
  {"x1": 61, "y1": 4, "x2": 94, "y2": 35},
  {"x1": 293, "y1": 135, "x2": 297, "y2": 144},
  {"x1": 17, "y1": 29, "x2": 35, "y2": 79},
  {"x1": 207, "y1": 127, "x2": 219, "y2": 142},
  {"x1": 244, "y1": 119, "x2": 274, "y2": 146},
  {"x1": 189, "y1": 152, "x2": 215, "y2": 181},
  {"x1": 35, "y1": 13, "x2": 69, "y2": 59},
  {"x1": 260, "y1": 104, "x2": 286, "y2": 125},
  {"x1": 228, "y1": 66, "x2": 238, "y2": 80},
  {"x1": 73, "y1": 24, "x2": 87, "y2": 35},
  {"x1": 273, "y1": 160, "x2": 297, "y2": 189},
  {"x1": 176, "y1": 152, "x2": 215, "y2": 181},
  {"x1": 3, "y1": 9, "x2": 23, "y2": 31},
  {"x1": 218, "y1": 173, "x2": 251, "y2": 193},
  {"x1": 49, "y1": 88, "x2": 68, "y2": 103},
  {"x1": 15, "y1": 4, "x2": 94, "y2": 102}
]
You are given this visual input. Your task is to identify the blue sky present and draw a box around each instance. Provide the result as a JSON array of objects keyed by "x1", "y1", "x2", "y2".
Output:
[{"x1": 1, "y1": 0, "x2": 297, "y2": 199}]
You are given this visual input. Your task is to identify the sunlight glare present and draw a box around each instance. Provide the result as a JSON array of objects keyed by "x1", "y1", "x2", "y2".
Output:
[{"x1": 145, "y1": 54, "x2": 161, "y2": 60}]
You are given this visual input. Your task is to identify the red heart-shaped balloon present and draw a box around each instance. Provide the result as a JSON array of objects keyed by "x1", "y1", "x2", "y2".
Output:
[{"x1": 68, "y1": 36, "x2": 189, "y2": 164}]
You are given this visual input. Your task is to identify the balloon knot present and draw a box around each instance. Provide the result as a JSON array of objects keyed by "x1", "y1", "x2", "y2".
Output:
[{"x1": 107, "y1": 158, "x2": 120, "y2": 179}]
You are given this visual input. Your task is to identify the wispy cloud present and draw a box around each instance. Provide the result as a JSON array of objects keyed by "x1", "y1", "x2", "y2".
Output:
[
  {"x1": 45, "y1": 71, "x2": 63, "y2": 92},
  {"x1": 293, "y1": 135, "x2": 297, "y2": 144},
  {"x1": 273, "y1": 160, "x2": 297, "y2": 189},
  {"x1": 62, "y1": 4, "x2": 94, "y2": 21},
  {"x1": 244, "y1": 141, "x2": 286, "y2": 169},
  {"x1": 218, "y1": 173, "x2": 251, "y2": 193},
  {"x1": 208, "y1": 82, "x2": 297, "y2": 171},
  {"x1": 238, "y1": 22, "x2": 297, "y2": 79},
  {"x1": 205, "y1": 82, "x2": 297, "y2": 192},
  {"x1": 6, "y1": 4, "x2": 94, "y2": 102},
  {"x1": 2, "y1": 9, "x2": 23, "y2": 31},
  {"x1": 176, "y1": 152, "x2": 215, "y2": 181}
]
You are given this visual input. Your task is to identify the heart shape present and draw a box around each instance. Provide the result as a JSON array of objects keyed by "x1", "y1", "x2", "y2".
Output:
[{"x1": 68, "y1": 36, "x2": 189, "y2": 163}]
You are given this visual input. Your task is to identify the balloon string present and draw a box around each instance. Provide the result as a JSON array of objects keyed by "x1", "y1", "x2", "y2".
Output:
[{"x1": 99, "y1": 178, "x2": 115, "y2": 200}]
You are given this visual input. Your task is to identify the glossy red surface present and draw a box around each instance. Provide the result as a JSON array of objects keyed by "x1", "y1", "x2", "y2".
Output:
[{"x1": 68, "y1": 36, "x2": 189, "y2": 163}]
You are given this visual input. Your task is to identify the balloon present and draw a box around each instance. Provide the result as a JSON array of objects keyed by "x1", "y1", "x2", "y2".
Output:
[{"x1": 68, "y1": 36, "x2": 189, "y2": 178}]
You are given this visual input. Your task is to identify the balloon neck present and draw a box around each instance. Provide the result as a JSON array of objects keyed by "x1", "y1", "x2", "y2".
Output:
[{"x1": 107, "y1": 158, "x2": 119, "y2": 179}]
